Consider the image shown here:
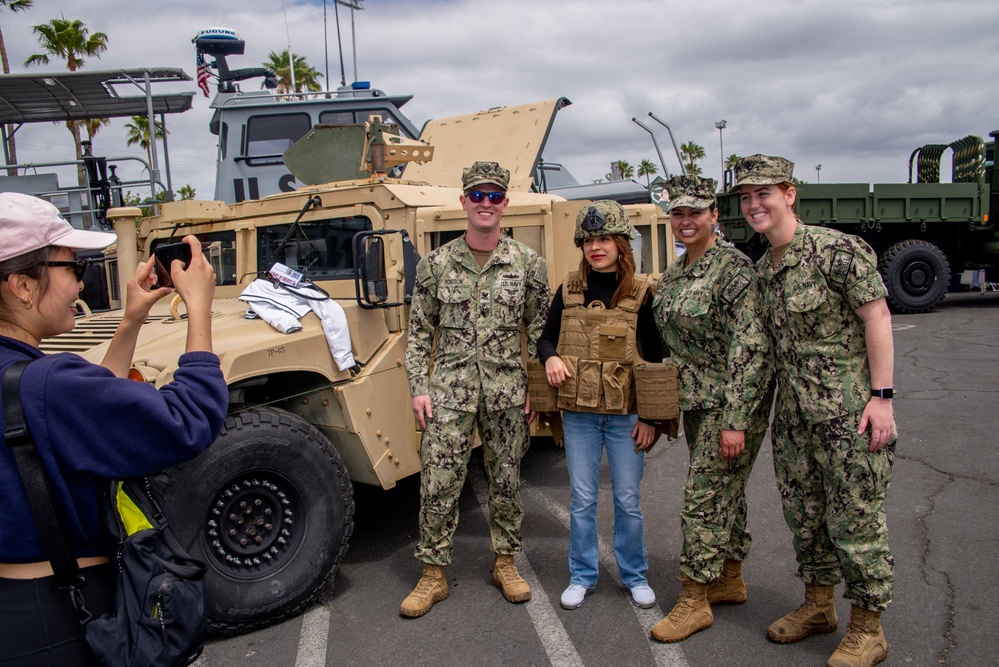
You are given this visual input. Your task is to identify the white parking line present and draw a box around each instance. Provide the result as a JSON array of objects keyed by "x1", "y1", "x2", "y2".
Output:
[
  {"x1": 523, "y1": 483, "x2": 691, "y2": 667},
  {"x1": 294, "y1": 604, "x2": 331, "y2": 667},
  {"x1": 468, "y1": 466, "x2": 584, "y2": 667}
]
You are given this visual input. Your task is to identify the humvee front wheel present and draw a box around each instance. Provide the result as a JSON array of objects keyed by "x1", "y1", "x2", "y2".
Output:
[
  {"x1": 152, "y1": 406, "x2": 354, "y2": 636},
  {"x1": 878, "y1": 239, "x2": 950, "y2": 314}
]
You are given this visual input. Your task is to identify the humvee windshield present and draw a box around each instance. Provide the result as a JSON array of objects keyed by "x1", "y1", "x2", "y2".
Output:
[{"x1": 257, "y1": 215, "x2": 373, "y2": 280}]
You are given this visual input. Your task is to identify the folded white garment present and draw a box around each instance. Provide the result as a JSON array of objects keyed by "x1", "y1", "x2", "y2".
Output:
[{"x1": 239, "y1": 279, "x2": 356, "y2": 371}]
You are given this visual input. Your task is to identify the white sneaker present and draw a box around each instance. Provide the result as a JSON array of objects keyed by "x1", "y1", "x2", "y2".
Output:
[
  {"x1": 560, "y1": 584, "x2": 593, "y2": 609},
  {"x1": 629, "y1": 584, "x2": 656, "y2": 608}
]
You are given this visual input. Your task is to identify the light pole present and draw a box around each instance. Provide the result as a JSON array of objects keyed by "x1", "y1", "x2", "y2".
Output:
[
  {"x1": 715, "y1": 120, "x2": 727, "y2": 185},
  {"x1": 815, "y1": 164, "x2": 822, "y2": 183}
]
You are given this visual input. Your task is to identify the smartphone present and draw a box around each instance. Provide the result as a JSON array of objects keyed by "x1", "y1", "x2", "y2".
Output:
[{"x1": 153, "y1": 241, "x2": 193, "y2": 287}]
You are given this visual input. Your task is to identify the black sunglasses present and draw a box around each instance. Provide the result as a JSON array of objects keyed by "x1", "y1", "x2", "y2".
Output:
[
  {"x1": 45, "y1": 259, "x2": 90, "y2": 281},
  {"x1": 466, "y1": 190, "x2": 506, "y2": 205}
]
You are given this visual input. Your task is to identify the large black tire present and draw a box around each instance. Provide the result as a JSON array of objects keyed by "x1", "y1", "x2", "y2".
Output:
[
  {"x1": 151, "y1": 407, "x2": 354, "y2": 636},
  {"x1": 878, "y1": 239, "x2": 950, "y2": 314}
]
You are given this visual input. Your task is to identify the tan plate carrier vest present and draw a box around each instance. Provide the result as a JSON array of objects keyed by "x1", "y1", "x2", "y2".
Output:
[{"x1": 554, "y1": 271, "x2": 655, "y2": 415}]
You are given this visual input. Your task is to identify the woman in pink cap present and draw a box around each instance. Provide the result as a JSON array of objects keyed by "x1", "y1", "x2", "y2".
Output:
[{"x1": 0, "y1": 193, "x2": 228, "y2": 665}]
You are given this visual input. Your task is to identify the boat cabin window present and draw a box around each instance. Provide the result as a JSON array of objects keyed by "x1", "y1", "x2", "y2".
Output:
[
  {"x1": 257, "y1": 215, "x2": 373, "y2": 280},
  {"x1": 318, "y1": 109, "x2": 414, "y2": 137},
  {"x1": 244, "y1": 113, "x2": 312, "y2": 165},
  {"x1": 150, "y1": 232, "x2": 238, "y2": 287}
]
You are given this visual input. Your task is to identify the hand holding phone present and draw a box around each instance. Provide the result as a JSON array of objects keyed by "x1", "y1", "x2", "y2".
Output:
[{"x1": 153, "y1": 242, "x2": 193, "y2": 288}]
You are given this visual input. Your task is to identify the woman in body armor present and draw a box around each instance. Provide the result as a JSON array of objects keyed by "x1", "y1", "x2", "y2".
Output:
[
  {"x1": 650, "y1": 176, "x2": 773, "y2": 643},
  {"x1": 537, "y1": 200, "x2": 662, "y2": 611}
]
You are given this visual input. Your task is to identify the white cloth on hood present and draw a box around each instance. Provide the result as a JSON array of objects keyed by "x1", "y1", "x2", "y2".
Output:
[{"x1": 239, "y1": 279, "x2": 356, "y2": 371}]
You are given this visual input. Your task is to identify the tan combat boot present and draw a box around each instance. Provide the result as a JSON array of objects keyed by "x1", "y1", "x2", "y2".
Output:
[
  {"x1": 706, "y1": 559, "x2": 748, "y2": 605},
  {"x1": 767, "y1": 584, "x2": 838, "y2": 643},
  {"x1": 650, "y1": 573, "x2": 714, "y2": 642},
  {"x1": 399, "y1": 563, "x2": 448, "y2": 618},
  {"x1": 826, "y1": 606, "x2": 888, "y2": 667},
  {"x1": 492, "y1": 554, "x2": 532, "y2": 603}
]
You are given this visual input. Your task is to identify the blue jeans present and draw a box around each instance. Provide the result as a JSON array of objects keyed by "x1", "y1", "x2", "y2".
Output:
[{"x1": 562, "y1": 410, "x2": 649, "y2": 588}]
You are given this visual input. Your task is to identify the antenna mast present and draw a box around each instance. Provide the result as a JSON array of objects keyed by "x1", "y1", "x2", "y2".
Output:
[{"x1": 335, "y1": 0, "x2": 365, "y2": 83}]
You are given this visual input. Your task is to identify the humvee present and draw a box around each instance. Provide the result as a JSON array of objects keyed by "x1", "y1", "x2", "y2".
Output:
[{"x1": 49, "y1": 100, "x2": 676, "y2": 634}]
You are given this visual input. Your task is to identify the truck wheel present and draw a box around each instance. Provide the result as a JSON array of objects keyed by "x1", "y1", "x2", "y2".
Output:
[
  {"x1": 151, "y1": 406, "x2": 354, "y2": 636},
  {"x1": 878, "y1": 240, "x2": 950, "y2": 314}
]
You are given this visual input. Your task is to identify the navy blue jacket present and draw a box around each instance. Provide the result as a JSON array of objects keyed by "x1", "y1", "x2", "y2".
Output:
[{"x1": 0, "y1": 336, "x2": 228, "y2": 562}]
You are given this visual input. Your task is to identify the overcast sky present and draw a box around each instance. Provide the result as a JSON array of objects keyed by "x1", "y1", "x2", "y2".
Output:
[{"x1": 3, "y1": 0, "x2": 998, "y2": 200}]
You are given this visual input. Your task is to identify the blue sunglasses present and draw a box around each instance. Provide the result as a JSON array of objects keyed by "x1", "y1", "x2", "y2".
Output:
[{"x1": 466, "y1": 190, "x2": 506, "y2": 205}]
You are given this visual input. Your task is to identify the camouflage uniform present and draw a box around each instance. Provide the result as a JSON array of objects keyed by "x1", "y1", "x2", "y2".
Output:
[
  {"x1": 758, "y1": 222, "x2": 895, "y2": 611},
  {"x1": 405, "y1": 234, "x2": 550, "y2": 566},
  {"x1": 653, "y1": 237, "x2": 774, "y2": 584}
]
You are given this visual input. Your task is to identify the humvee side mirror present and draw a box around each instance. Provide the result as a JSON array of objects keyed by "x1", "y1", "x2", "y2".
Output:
[{"x1": 353, "y1": 229, "x2": 420, "y2": 309}]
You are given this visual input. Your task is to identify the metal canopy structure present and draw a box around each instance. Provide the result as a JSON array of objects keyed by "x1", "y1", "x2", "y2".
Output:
[{"x1": 0, "y1": 68, "x2": 193, "y2": 124}]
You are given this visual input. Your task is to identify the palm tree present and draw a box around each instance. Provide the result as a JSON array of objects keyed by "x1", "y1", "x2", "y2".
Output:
[
  {"x1": 0, "y1": 0, "x2": 34, "y2": 173},
  {"x1": 177, "y1": 184, "x2": 196, "y2": 200},
  {"x1": 614, "y1": 160, "x2": 634, "y2": 180},
  {"x1": 124, "y1": 115, "x2": 166, "y2": 168},
  {"x1": 24, "y1": 17, "x2": 108, "y2": 191},
  {"x1": 725, "y1": 154, "x2": 740, "y2": 171},
  {"x1": 686, "y1": 163, "x2": 704, "y2": 177},
  {"x1": 637, "y1": 159, "x2": 658, "y2": 187},
  {"x1": 262, "y1": 50, "x2": 323, "y2": 94},
  {"x1": 84, "y1": 117, "x2": 109, "y2": 142},
  {"x1": 680, "y1": 141, "x2": 706, "y2": 174}
]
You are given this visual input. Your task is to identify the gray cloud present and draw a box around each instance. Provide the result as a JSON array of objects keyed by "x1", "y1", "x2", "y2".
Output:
[{"x1": 3, "y1": 0, "x2": 996, "y2": 197}]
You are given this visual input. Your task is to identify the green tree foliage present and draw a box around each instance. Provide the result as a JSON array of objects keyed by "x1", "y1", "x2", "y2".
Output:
[
  {"x1": 637, "y1": 159, "x2": 658, "y2": 187},
  {"x1": 680, "y1": 141, "x2": 706, "y2": 174},
  {"x1": 84, "y1": 118, "x2": 109, "y2": 142},
  {"x1": 262, "y1": 50, "x2": 323, "y2": 94},
  {"x1": 0, "y1": 0, "x2": 34, "y2": 172},
  {"x1": 725, "y1": 153, "x2": 740, "y2": 171},
  {"x1": 124, "y1": 115, "x2": 166, "y2": 169},
  {"x1": 24, "y1": 17, "x2": 108, "y2": 191},
  {"x1": 177, "y1": 184, "x2": 196, "y2": 200},
  {"x1": 614, "y1": 160, "x2": 634, "y2": 180}
]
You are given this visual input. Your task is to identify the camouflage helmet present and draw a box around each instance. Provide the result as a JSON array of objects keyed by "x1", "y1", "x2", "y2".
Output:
[
  {"x1": 573, "y1": 200, "x2": 637, "y2": 247},
  {"x1": 665, "y1": 175, "x2": 717, "y2": 211},
  {"x1": 461, "y1": 161, "x2": 510, "y2": 192},
  {"x1": 730, "y1": 154, "x2": 795, "y2": 192}
]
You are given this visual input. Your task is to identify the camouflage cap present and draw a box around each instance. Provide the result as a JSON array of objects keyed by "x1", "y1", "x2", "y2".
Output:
[
  {"x1": 574, "y1": 200, "x2": 637, "y2": 247},
  {"x1": 461, "y1": 161, "x2": 510, "y2": 192},
  {"x1": 665, "y1": 175, "x2": 717, "y2": 211},
  {"x1": 730, "y1": 154, "x2": 795, "y2": 192}
]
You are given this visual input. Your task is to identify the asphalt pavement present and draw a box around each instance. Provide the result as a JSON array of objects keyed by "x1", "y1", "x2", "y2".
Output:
[{"x1": 194, "y1": 289, "x2": 999, "y2": 667}]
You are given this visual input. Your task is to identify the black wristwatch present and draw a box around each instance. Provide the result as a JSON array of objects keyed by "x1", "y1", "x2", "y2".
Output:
[{"x1": 871, "y1": 387, "x2": 894, "y2": 399}]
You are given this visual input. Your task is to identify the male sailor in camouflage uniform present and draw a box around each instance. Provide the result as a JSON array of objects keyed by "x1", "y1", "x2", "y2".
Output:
[
  {"x1": 650, "y1": 176, "x2": 774, "y2": 642},
  {"x1": 401, "y1": 161, "x2": 550, "y2": 618},
  {"x1": 734, "y1": 155, "x2": 896, "y2": 667}
]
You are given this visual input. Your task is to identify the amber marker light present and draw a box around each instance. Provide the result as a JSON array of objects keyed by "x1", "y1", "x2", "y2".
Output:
[{"x1": 127, "y1": 368, "x2": 145, "y2": 382}]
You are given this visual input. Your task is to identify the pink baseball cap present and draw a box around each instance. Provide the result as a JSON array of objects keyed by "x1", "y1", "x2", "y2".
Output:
[{"x1": 0, "y1": 192, "x2": 116, "y2": 263}]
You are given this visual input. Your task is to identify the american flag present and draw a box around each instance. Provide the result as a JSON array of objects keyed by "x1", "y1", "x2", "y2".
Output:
[{"x1": 196, "y1": 51, "x2": 211, "y2": 98}]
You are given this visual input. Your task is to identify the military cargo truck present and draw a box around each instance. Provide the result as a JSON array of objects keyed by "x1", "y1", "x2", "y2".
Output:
[
  {"x1": 718, "y1": 132, "x2": 999, "y2": 313},
  {"x1": 45, "y1": 102, "x2": 675, "y2": 635}
]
